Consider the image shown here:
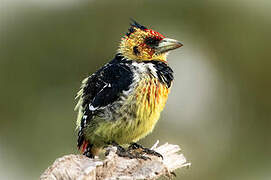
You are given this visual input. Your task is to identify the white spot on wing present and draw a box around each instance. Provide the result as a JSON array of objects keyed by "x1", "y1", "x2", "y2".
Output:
[{"x1": 89, "y1": 105, "x2": 96, "y2": 111}]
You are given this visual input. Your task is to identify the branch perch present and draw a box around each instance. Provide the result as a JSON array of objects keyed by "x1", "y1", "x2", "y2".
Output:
[{"x1": 40, "y1": 141, "x2": 190, "y2": 180}]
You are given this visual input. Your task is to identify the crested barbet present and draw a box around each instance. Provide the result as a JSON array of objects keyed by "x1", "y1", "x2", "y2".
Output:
[{"x1": 75, "y1": 20, "x2": 183, "y2": 159}]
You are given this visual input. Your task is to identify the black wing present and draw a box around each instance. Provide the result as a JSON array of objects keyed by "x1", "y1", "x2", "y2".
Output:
[
  {"x1": 76, "y1": 60, "x2": 133, "y2": 148},
  {"x1": 81, "y1": 63, "x2": 133, "y2": 110}
]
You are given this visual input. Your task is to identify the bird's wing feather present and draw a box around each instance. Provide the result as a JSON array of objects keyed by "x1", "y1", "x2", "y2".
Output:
[
  {"x1": 75, "y1": 62, "x2": 134, "y2": 129},
  {"x1": 75, "y1": 62, "x2": 133, "y2": 149}
]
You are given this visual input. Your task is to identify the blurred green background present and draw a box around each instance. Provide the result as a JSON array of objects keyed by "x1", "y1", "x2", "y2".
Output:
[{"x1": 1, "y1": 0, "x2": 271, "y2": 179}]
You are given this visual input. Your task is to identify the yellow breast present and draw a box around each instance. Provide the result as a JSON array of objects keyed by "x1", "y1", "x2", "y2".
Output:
[
  {"x1": 87, "y1": 75, "x2": 171, "y2": 146},
  {"x1": 130, "y1": 76, "x2": 170, "y2": 142}
]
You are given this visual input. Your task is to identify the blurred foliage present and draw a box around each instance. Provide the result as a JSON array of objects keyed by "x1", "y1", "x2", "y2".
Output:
[{"x1": 0, "y1": 0, "x2": 271, "y2": 179}]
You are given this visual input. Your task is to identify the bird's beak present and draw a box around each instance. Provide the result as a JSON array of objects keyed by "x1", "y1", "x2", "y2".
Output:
[{"x1": 156, "y1": 38, "x2": 183, "y2": 54}]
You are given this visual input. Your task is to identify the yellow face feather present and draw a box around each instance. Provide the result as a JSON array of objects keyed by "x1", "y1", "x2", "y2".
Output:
[{"x1": 119, "y1": 27, "x2": 167, "y2": 61}]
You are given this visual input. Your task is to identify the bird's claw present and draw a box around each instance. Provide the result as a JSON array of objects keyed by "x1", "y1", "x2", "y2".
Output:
[
  {"x1": 128, "y1": 142, "x2": 163, "y2": 159},
  {"x1": 107, "y1": 142, "x2": 152, "y2": 160}
]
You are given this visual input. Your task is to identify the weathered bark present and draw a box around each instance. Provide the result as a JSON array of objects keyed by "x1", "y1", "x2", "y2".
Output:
[{"x1": 40, "y1": 142, "x2": 190, "y2": 180}]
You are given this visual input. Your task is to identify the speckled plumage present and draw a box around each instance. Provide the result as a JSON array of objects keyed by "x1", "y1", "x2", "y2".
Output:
[{"x1": 75, "y1": 20, "x2": 182, "y2": 157}]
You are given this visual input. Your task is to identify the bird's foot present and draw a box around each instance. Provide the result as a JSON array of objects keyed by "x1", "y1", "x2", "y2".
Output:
[
  {"x1": 108, "y1": 142, "x2": 151, "y2": 160},
  {"x1": 128, "y1": 142, "x2": 163, "y2": 159}
]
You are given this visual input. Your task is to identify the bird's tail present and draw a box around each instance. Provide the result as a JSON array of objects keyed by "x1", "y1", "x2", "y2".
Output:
[
  {"x1": 77, "y1": 130, "x2": 98, "y2": 158},
  {"x1": 80, "y1": 140, "x2": 89, "y2": 154}
]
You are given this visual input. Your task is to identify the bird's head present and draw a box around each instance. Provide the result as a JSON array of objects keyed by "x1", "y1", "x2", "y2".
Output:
[{"x1": 119, "y1": 20, "x2": 183, "y2": 62}]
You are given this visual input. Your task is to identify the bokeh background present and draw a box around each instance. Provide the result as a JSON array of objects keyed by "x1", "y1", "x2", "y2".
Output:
[{"x1": 1, "y1": 0, "x2": 271, "y2": 179}]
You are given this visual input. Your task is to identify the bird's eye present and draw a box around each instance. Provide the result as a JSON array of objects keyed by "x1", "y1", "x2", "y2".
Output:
[
  {"x1": 133, "y1": 46, "x2": 140, "y2": 55},
  {"x1": 144, "y1": 37, "x2": 160, "y2": 47}
]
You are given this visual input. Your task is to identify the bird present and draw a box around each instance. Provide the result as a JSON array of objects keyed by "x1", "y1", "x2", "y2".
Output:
[{"x1": 75, "y1": 20, "x2": 183, "y2": 159}]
